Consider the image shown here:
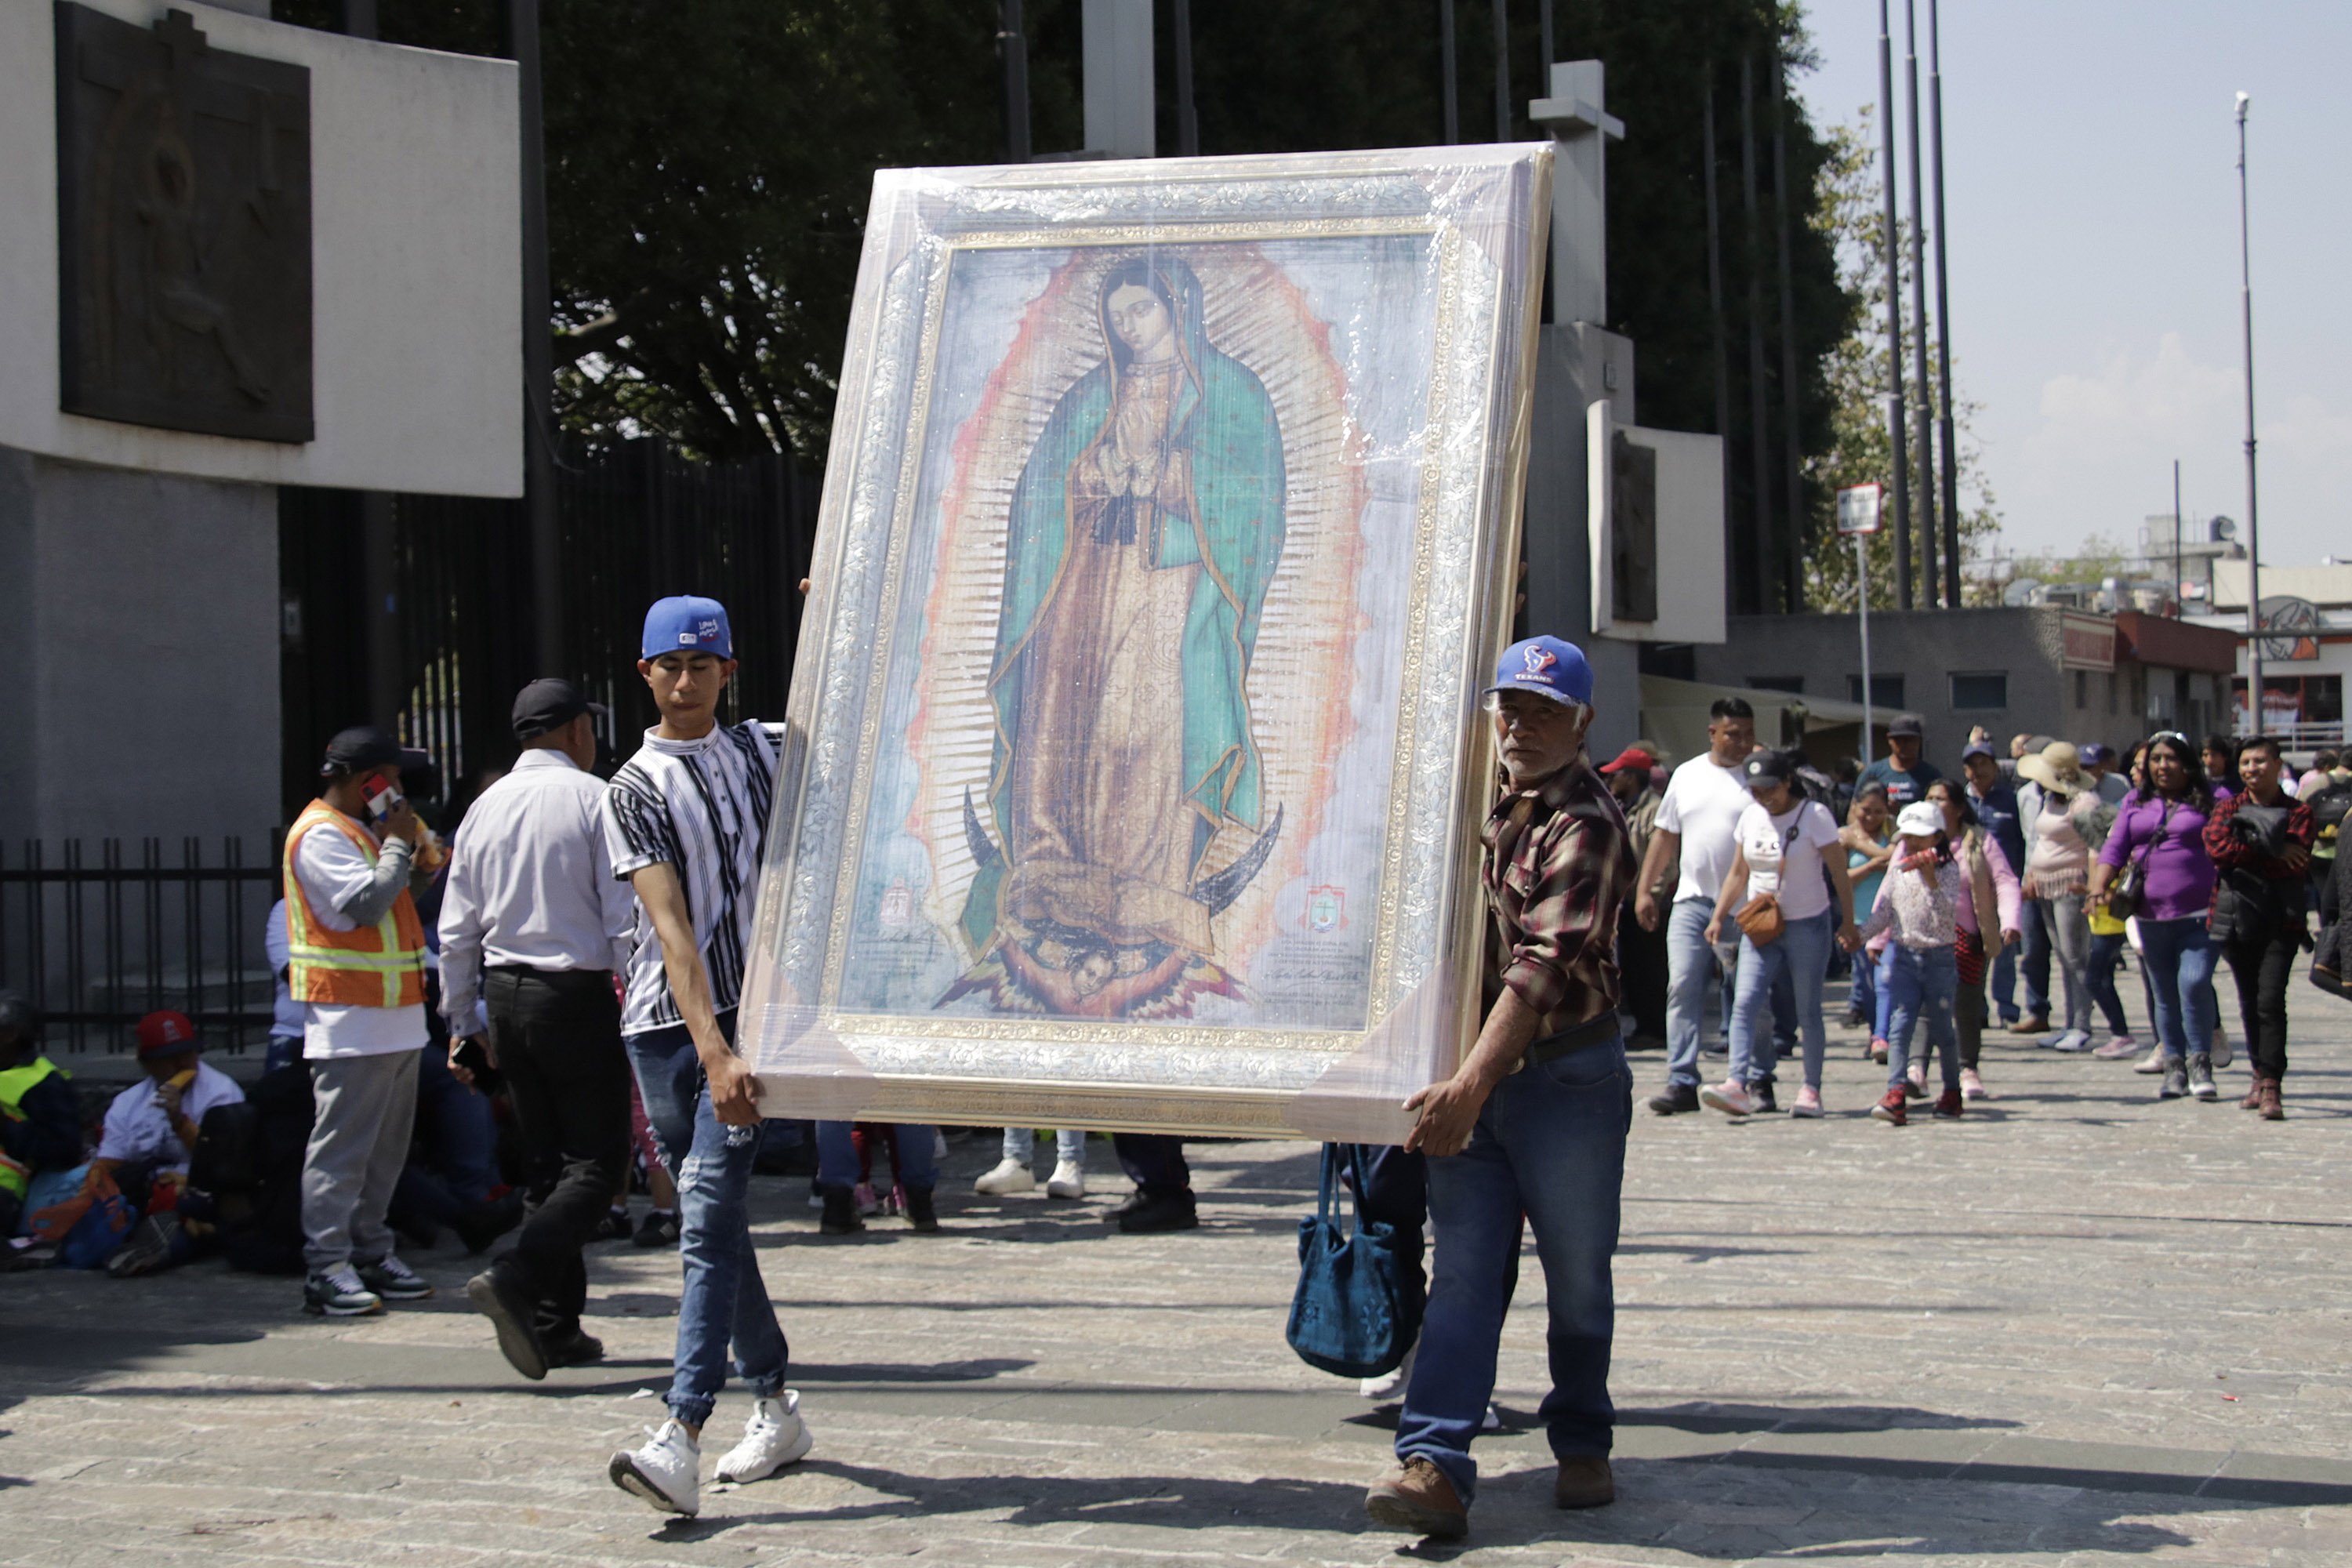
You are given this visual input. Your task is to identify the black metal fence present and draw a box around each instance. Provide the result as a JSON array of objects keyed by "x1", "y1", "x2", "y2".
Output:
[{"x1": 0, "y1": 837, "x2": 281, "y2": 1054}]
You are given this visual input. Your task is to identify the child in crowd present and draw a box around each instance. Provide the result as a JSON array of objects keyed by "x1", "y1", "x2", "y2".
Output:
[
  {"x1": 1926, "y1": 780, "x2": 2019, "y2": 1102},
  {"x1": 1856, "y1": 803, "x2": 1969, "y2": 1126},
  {"x1": 1839, "y1": 786, "x2": 1894, "y2": 1050}
]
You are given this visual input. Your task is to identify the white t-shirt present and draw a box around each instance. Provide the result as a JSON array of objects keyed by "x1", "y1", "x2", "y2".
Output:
[
  {"x1": 1656, "y1": 754, "x2": 1755, "y2": 905},
  {"x1": 96, "y1": 1060, "x2": 245, "y2": 1174},
  {"x1": 1735, "y1": 798, "x2": 1843, "y2": 920},
  {"x1": 291, "y1": 820, "x2": 430, "y2": 1060}
]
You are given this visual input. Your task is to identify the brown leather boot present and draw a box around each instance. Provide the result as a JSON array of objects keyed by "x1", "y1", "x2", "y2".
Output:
[
  {"x1": 2239, "y1": 1078, "x2": 2263, "y2": 1110},
  {"x1": 1555, "y1": 1454, "x2": 1617, "y2": 1508},
  {"x1": 2257, "y1": 1078, "x2": 2284, "y2": 1120},
  {"x1": 1366, "y1": 1457, "x2": 1468, "y2": 1539}
]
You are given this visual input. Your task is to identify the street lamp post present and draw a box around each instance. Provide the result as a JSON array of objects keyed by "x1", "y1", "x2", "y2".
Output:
[{"x1": 2235, "y1": 92, "x2": 2263, "y2": 734}]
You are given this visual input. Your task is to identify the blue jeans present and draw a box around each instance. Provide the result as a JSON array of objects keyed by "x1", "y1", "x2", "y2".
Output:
[
  {"x1": 1664, "y1": 898, "x2": 1717, "y2": 1088},
  {"x1": 1871, "y1": 942, "x2": 1897, "y2": 1040},
  {"x1": 626, "y1": 1012, "x2": 788, "y2": 1429},
  {"x1": 2020, "y1": 898, "x2": 2053, "y2": 1019},
  {"x1": 816, "y1": 1121, "x2": 939, "y2": 1192},
  {"x1": 1884, "y1": 945, "x2": 1960, "y2": 1092},
  {"x1": 1396, "y1": 1036, "x2": 1632, "y2": 1507},
  {"x1": 1989, "y1": 939, "x2": 2020, "y2": 1024},
  {"x1": 2085, "y1": 931, "x2": 2132, "y2": 1036},
  {"x1": 1849, "y1": 941, "x2": 1877, "y2": 1024},
  {"x1": 2137, "y1": 916, "x2": 2220, "y2": 1064},
  {"x1": 1730, "y1": 910, "x2": 1832, "y2": 1091},
  {"x1": 1003, "y1": 1128, "x2": 1087, "y2": 1166}
]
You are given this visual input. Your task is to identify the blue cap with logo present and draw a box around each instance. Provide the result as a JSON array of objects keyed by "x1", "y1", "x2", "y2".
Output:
[
  {"x1": 641, "y1": 595, "x2": 733, "y2": 661},
  {"x1": 1485, "y1": 635, "x2": 1594, "y2": 706}
]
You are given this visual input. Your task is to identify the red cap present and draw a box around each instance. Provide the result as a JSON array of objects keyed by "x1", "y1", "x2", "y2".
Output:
[
  {"x1": 1598, "y1": 746, "x2": 1657, "y2": 775},
  {"x1": 135, "y1": 1010, "x2": 198, "y2": 1057}
]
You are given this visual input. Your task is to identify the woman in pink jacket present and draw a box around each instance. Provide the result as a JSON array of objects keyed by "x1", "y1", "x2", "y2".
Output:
[{"x1": 1929, "y1": 779, "x2": 2022, "y2": 1102}]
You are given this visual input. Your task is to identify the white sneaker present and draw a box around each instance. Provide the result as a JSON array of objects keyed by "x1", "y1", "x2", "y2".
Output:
[
  {"x1": 1359, "y1": 1339, "x2": 1418, "y2": 1400},
  {"x1": 1044, "y1": 1160, "x2": 1086, "y2": 1200},
  {"x1": 715, "y1": 1391, "x2": 813, "y2": 1483},
  {"x1": 2049, "y1": 1029, "x2": 2092, "y2": 1054},
  {"x1": 932, "y1": 1128, "x2": 950, "y2": 1162},
  {"x1": 610, "y1": 1418, "x2": 700, "y2": 1515},
  {"x1": 973, "y1": 1158, "x2": 1037, "y2": 1196}
]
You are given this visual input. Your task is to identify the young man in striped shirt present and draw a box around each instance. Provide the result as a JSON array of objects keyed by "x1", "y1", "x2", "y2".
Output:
[{"x1": 604, "y1": 597, "x2": 810, "y2": 1515}]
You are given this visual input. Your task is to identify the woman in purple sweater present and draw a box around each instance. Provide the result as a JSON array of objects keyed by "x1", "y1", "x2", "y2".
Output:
[{"x1": 2089, "y1": 733, "x2": 2219, "y2": 1102}]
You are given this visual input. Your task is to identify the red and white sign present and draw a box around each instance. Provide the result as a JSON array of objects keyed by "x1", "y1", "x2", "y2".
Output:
[{"x1": 2060, "y1": 610, "x2": 2116, "y2": 671}]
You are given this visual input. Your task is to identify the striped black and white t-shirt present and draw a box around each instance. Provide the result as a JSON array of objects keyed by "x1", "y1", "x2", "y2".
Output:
[{"x1": 602, "y1": 721, "x2": 781, "y2": 1036}]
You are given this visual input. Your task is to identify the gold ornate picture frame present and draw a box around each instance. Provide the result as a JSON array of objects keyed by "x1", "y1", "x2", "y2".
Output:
[{"x1": 739, "y1": 145, "x2": 1553, "y2": 1142}]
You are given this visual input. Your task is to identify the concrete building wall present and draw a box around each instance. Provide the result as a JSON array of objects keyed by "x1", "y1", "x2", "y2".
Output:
[
  {"x1": 1690, "y1": 608, "x2": 2155, "y2": 766},
  {"x1": 0, "y1": 0, "x2": 522, "y2": 497},
  {"x1": 0, "y1": 447, "x2": 278, "y2": 844}
]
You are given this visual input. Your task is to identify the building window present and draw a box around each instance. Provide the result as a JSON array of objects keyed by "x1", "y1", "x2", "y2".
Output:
[
  {"x1": 1949, "y1": 671, "x2": 2008, "y2": 711},
  {"x1": 2074, "y1": 669, "x2": 2088, "y2": 709},
  {"x1": 1749, "y1": 676, "x2": 1804, "y2": 695},
  {"x1": 1846, "y1": 674, "x2": 1904, "y2": 709}
]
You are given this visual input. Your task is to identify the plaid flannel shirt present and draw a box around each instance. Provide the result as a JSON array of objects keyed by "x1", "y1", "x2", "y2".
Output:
[{"x1": 1481, "y1": 756, "x2": 1637, "y2": 1036}]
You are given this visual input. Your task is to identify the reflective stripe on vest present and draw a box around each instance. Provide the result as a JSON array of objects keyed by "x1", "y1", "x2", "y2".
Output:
[
  {"x1": 0, "y1": 1151, "x2": 26, "y2": 1200},
  {"x1": 283, "y1": 800, "x2": 427, "y2": 1008}
]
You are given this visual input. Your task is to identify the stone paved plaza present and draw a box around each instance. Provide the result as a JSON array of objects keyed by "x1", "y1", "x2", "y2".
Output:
[{"x1": 5, "y1": 975, "x2": 2350, "y2": 1566}]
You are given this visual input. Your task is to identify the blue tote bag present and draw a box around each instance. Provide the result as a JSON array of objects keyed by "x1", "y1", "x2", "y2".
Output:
[{"x1": 1286, "y1": 1144, "x2": 1416, "y2": 1379}]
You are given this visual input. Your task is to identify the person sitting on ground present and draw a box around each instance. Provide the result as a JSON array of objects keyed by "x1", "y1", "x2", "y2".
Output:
[
  {"x1": 85, "y1": 1011, "x2": 245, "y2": 1276},
  {"x1": 0, "y1": 991, "x2": 82, "y2": 1238}
]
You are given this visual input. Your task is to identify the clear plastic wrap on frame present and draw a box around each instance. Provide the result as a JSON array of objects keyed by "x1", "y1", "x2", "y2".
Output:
[{"x1": 735, "y1": 144, "x2": 1553, "y2": 1142}]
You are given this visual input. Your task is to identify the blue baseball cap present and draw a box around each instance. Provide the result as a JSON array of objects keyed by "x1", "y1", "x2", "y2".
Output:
[
  {"x1": 1485, "y1": 635, "x2": 1594, "y2": 706},
  {"x1": 641, "y1": 596, "x2": 732, "y2": 661}
]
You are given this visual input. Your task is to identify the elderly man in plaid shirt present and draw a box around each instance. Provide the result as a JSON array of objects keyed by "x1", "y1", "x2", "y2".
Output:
[{"x1": 1367, "y1": 635, "x2": 1636, "y2": 1541}]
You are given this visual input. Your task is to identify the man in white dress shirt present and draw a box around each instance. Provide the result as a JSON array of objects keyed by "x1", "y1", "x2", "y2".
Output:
[{"x1": 441, "y1": 678, "x2": 638, "y2": 1381}]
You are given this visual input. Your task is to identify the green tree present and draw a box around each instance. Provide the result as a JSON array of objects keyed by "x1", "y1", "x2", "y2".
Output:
[{"x1": 1801, "y1": 115, "x2": 2002, "y2": 612}]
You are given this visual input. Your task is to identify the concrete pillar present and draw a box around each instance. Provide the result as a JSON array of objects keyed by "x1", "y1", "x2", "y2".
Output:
[
  {"x1": 0, "y1": 445, "x2": 280, "y2": 844},
  {"x1": 1083, "y1": 0, "x2": 1155, "y2": 158}
]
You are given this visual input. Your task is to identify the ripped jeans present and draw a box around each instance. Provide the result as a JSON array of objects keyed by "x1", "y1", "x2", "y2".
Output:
[{"x1": 626, "y1": 1011, "x2": 788, "y2": 1429}]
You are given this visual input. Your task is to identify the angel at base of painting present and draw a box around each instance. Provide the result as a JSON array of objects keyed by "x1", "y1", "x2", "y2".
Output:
[{"x1": 947, "y1": 252, "x2": 1286, "y2": 1020}]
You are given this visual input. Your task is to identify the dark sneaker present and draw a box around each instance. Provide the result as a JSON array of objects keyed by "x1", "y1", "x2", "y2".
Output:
[
  {"x1": 1366, "y1": 1457, "x2": 1468, "y2": 1539},
  {"x1": 2159, "y1": 1062, "x2": 2188, "y2": 1099},
  {"x1": 2188, "y1": 1054, "x2": 2217, "y2": 1101},
  {"x1": 303, "y1": 1266, "x2": 385, "y2": 1317},
  {"x1": 1116, "y1": 1192, "x2": 1200, "y2": 1234},
  {"x1": 466, "y1": 1266, "x2": 549, "y2": 1381},
  {"x1": 545, "y1": 1330, "x2": 605, "y2": 1369},
  {"x1": 1869, "y1": 1089, "x2": 1908, "y2": 1126},
  {"x1": 1645, "y1": 1083, "x2": 1700, "y2": 1116},
  {"x1": 633, "y1": 1209, "x2": 680, "y2": 1247},
  {"x1": 818, "y1": 1186, "x2": 865, "y2": 1236},
  {"x1": 592, "y1": 1207, "x2": 634, "y2": 1243},
  {"x1": 1749, "y1": 1080, "x2": 1778, "y2": 1114},
  {"x1": 359, "y1": 1254, "x2": 434, "y2": 1301},
  {"x1": 1932, "y1": 1087, "x2": 1963, "y2": 1119},
  {"x1": 106, "y1": 1213, "x2": 188, "y2": 1278},
  {"x1": 903, "y1": 1185, "x2": 940, "y2": 1233},
  {"x1": 1554, "y1": 1455, "x2": 1615, "y2": 1508}
]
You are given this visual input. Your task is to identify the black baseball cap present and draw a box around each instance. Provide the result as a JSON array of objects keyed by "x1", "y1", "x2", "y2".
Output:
[
  {"x1": 1888, "y1": 714, "x2": 1925, "y2": 739},
  {"x1": 511, "y1": 677, "x2": 602, "y2": 741},
  {"x1": 321, "y1": 726, "x2": 430, "y2": 779},
  {"x1": 1743, "y1": 750, "x2": 1793, "y2": 787}
]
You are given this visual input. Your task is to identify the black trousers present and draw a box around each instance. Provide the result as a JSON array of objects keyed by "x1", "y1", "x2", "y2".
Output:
[
  {"x1": 1615, "y1": 901, "x2": 1668, "y2": 1040},
  {"x1": 2220, "y1": 926, "x2": 2299, "y2": 1083},
  {"x1": 1113, "y1": 1133, "x2": 1191, "y2": 1200},
  {"x1": 483, "y1": 966, "x2": 630, "y2": 1340}
]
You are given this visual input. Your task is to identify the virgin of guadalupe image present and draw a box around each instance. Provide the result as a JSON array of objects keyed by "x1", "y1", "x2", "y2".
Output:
[{"x1": 946, "y1": 253, "x2": 1288, "y2": 1019}]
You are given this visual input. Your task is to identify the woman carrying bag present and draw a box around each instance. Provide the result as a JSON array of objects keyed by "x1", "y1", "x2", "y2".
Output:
[
  {"x1": 2089, "y1": 732, "x2": 2219, "y2": 1103},
  {"x1": 1698, "y1": 751, "x2": 1861, "y2": 1119}
]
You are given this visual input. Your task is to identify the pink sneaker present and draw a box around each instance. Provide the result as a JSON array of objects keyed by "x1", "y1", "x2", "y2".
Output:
[
  {"x1": 1791, "y1": 1084, "x2": 1824, "y2": 1118},
  {"x1": 1869, "y1": 1038, "x2": 1889, "y2": 1064},
  {"x1": 1697, "y1": 1080, "x2": 1759, "y2": 1116},
  {"x1": 1959, "y1": 1067, "x2": 1989, "y2": 1100},
  {"x1": 2091, "y1": 1035, "x2": 2139, "y2": 1060}
]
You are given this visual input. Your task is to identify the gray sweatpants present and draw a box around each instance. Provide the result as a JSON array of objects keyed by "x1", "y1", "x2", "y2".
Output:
[{"x1": 302, "y1": 1048, "x2": 422, "y2": 1272}]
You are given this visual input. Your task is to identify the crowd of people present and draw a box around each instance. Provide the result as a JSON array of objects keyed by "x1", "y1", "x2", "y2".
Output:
[
  {"x1": 4, "y1": 608, "x2": 2347, "y2": 1544},
  {"x1": 1623, "y1": 704, "x2": 2346, "y2": 1124}
]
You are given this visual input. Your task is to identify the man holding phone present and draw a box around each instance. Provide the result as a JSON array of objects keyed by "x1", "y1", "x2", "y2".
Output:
[
  {"x1": 285, "y1": 726, "x2": 437, "y2": 1317},
  {"x1": 441, "y1": 678, "x2": 638, "y2": 1380}
]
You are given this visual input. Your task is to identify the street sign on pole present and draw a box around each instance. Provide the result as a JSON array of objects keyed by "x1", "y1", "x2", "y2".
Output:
[
  {"x1": 1838, "y1": 481, "x2": 1885, "y2": 536},
  {"x1": 1838, "y1": 483, "x2": 1883, "y2": 767}
]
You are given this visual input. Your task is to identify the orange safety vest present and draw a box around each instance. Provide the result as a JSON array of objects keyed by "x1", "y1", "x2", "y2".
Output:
[{"x1": 283, "y1": 800, "x2": 427, "y2": 1007}]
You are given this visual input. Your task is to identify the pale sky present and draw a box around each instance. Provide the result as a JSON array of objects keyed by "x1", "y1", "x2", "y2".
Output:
[{"x1": 1794, "y1": 1, "x2": 2351, "y2": 570}]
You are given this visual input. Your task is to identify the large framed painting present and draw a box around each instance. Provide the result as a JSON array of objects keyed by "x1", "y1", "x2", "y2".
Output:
[{"x1": 739, "y1": 145, "x2": 1554, "y2": 1142}]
